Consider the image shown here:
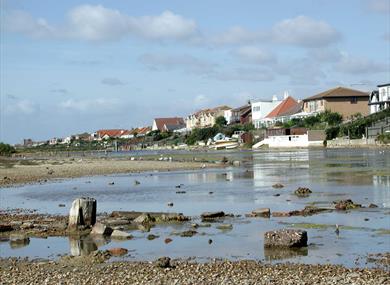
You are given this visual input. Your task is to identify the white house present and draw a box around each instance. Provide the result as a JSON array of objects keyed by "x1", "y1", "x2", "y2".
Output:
[
  {"x1": 251, "y1": 95, "x2": 281, "y2": 129},
  {"x1": 369, "y1": 83, "x2": 390, "y2": 114}
]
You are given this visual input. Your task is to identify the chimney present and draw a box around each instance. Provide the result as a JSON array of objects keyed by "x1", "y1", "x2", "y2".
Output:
[
  {"x1": 283, "y1": 91, "x2": 289, "y2": 99},
  {"x1": 272, "y1": 95, "x2": 278, "y2": 102}
]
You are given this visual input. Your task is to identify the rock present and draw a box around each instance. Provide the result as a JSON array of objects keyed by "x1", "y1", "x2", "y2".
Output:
[
  {"x1": 164, "y1": 238, "x2": 173, "y2": 244},
  {"x1": 251, "y1": 208, "x2": 271, "y2": 218},
  {"x1": 176, "y1": 191, "x2": 186, "y2": 194},
  {"x1": 264, "y1": 229, "x2": 308, "y2": 248},
  {"x1": 232, "y1": 161, "x2": 241, "y2": 166},
  {"x1": 134, "y1": 213, "x2": 155, "y2": 224},
  {"x1": 58, "y1": 204, "x2": 66, "y2": 207},
  {"x1": 216, "y1": 224, "x2": 233, "y2": 230},
  {"x1": 20, "y1": 222, "x2": 34, "y2": 229},
  {"x1": 107, "y1": 248, "x2": 128, "y2": 256},
  {"x1": 110, "y1": 230, "x2": 133, "y2": 240},
  {"x1": 9, "y1": 234, "x2": 30, "y2": 248},
  {"x1": 147, "y1": 234, "x2": 159, "y2": 240},
  {"x1": 134, "y1": 180, "x2": 141, "y2": 185},
  {"x1": 90, "y1": 223, "x2": 113, "y2": 236},
  {"x1": 103, "y1": 218, "x2": 131, "y2": 227},
  {"x1": 201, "y1": 211, "x2": 225, "y2": 220},
  {"x1": 0, "y1": 224, "x2": 13, "y2": 232},
  {"x1": 272, "y1": 206, "x2": 330, "y2": 217},
  {"x1": 68, "y1": 197, "x2": 97, "y2": 230},
  {"x1": 273, "y1": 194, "x2": 281, "y2": 197},
  {"x1": 209, "y1": 192, "x2": 214, "y2": 195},
  {"x1": 272, "y1": 183, "x2": 284, "y2": 188},
  {"x1": 368, "y1": 203, "x2": 378, "y2": 208},
  {"x1": 334, "y1": 199, "x2": 361, "y2": 210},
  {"x1": 155, "y1": 257, "x2": 171, "y2": 268},
  {"x1": 180, "y1": 230, "x2": 197, "y2": 237},
  {"x1": 294, "y1": 187, "x2": 312, "y2": 197},
  {"x1": 108, "y1": 182, "x2": 114, "y2": 185},
  {"x1": 167, "y1": 202, "x2": 174, "y2": 207},
  {"x1": 208, "y1": 239, "x2": 213, "y2": 244}
]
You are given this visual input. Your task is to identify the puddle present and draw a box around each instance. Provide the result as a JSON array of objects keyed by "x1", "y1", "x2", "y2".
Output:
[{"x1": 1, "y1": 148, "x2": 389, "y2": 268}]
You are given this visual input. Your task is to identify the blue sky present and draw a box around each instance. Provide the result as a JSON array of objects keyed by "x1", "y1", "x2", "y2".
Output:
[{"x1": 1, "y1": 0, "x2": 389, "y2": 143}]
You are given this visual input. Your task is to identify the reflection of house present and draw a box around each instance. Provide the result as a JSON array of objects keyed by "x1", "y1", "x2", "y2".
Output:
[
  {"x1": 251, "y1": 96, "x2": 282, "y2": 129},
  {"x1": 186, "y1": 106, "x2": 231, "y2": 130},
  {"x1": 230, "y1": 104, "x2": 252, "y2": 124},
  {"x1": 262, "y1": 96, "x2": 302, "y2": 126},
  {"x1": 369, "y1": 83, "x2": 390, "y2": 114},
  {"x1": 152, "y1": 117, "x2": 185, "y2": 132},
  {"x1": 303, "y1": 87, "x2": 369, "y2": 119}
]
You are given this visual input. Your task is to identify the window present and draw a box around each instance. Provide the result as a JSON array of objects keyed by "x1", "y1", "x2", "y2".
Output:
[{"x1": 351, "y1": 97, "x2": 357, "y2": 104}]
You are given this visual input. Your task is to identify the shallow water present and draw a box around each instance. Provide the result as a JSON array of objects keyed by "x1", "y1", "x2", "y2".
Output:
[{"x1": 1, "y1": 148, "x2": 389, "y2": 267}]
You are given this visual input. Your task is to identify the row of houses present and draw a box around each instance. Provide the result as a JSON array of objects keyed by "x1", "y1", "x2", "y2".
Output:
[{"x1": 151, "y1": 84, "x2": 389, "y2": 133}]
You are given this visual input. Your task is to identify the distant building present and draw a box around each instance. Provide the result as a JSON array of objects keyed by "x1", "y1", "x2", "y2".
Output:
[
  {"x1": 369, "y1": 83, "x2": 390, "y2": 114},
  {"x1": 251, "y1": 95, "x2": 282, "y2": 129},
  {"x1": 302, "y1": 87, "x2": 369, "y2": 119},
  {"x1": 152, "y1": 117, "x2": 185, "y2": 132},
  {"x1": 23, "y1": 138, "x2": 33, "y2": 147},
  {"x1": 186, "y1": 106, "x2": 231, "y2": 130}
]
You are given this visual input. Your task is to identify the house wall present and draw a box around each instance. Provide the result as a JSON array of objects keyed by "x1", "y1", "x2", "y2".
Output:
[
  {"x1": 251, "y1": 100, "x2": 281, "y2": 128},
  {"x1": 370, "y1": 85, "x2": 390, "y2": 114},
  {"x1": 324, "y1": 97, "x2": 369, "y2": 118},
  {"x1": 303, "y1": 99, "x2": 325, "y2": 113},
  {"x1": 152, "y1": 121, "x2": 159, "y2": 131},
  {"x1": 266, "y1": 134, "x2": 309, "y2": 148}
]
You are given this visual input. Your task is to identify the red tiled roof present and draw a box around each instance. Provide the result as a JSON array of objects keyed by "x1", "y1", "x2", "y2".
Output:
[
  {"x1": 266, "y1": 97, "x2": 299, "y2": 118},
  {"x1": 154, "y1": 118, "x2": 185, "y2": 131},
  {"x1": 97, "y1": 129, "x2": 126, "y2": 138}
]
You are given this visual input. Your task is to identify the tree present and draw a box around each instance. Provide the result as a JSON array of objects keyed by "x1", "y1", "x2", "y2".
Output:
[
  {"x1": 0, "y1": 142, "x2": 16, "y2": 156},
  {"x1": 215, "y1": 116, "x2": 227, "y2": 127}
]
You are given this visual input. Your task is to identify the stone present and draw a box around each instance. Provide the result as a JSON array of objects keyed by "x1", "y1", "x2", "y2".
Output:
[
  {"x1": 107, "y1": 248, "x2": 128, "y2": 256},
  {"x1": 233, "y1": 161, "x2": 241, "y2": 166},
  {"x1": 251, "y1": 208, "x2": 271, "y2": 218},
  {"x1": 90, "y1": 223, "x2": 113, "y2": 236},
  {"x1": 334, "y1": 199, "x2": 361, "y2": 210},
  {"x1": 164, "y1": 238, "x2": 173, "y2": 244},
  {"x1": 272, "y1": 183, "x2": 284, "y2": 188},
  {"x1": 216, "y1": 224, "x2": 233, "y2": 230},
  {"x1": 155, "y1": 257, "x2": 171, "y2": 268},
  {"x1": 294, "y1": 187, "x2": 312, "y2": 197},
  {"x1": 147, "y1": 234, "x2": 159, "y2": 240},
  {"x1": 0, "y1": 224, "x2": 13, "y2": 232},
  {"x1": 134, "y1": 213, "x2": 155, "y2": 224},
  {"x1": 176, "y1": 191, "x2": 186, "y2": 194},
  {"x1": 368, "y1": 203, "x2": 378, "y2": 208},
  {"x1": 208, "y1": 239, "x2": 213, "y2": 244},
  {"x1": 68, "y1": 197, "x2": 97, "y2": 230},
  {"x1": 9, "y1": 234, "x2": 30, "y2": 248},
  {"x1": 58, "y1": 204, "x2": 66, "y2": 207},
  {"x1": 111, "y1": 230, "x2": 133, "y2": 240},
  {"x1": 167, "y1": 202, "x2": 174, "y2": 207},
  {"x1": 264, "y1": 229, "x2": 308, "y2": 248},
  {"x1": 20, "y1": 222, "x2": 34, "y2": 229},
  {"x1": 180, "y1": 230, "x2": 197, "y2": 237},
  {"x1": 201, "y1": 211, "x2": 225, "y2": 220}
]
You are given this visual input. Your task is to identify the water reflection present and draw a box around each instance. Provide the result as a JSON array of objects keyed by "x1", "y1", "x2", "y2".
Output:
[
  {"x1": 264, "y1": 247, "x2": 308, "y2": 261},
  {"x1": 69, "y1": 236, "x2": 99, "y2": 256}
]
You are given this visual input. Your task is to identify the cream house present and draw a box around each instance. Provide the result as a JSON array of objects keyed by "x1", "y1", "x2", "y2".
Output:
[{"x1": 186, "y1": 106, "x2": 231, "y2": 130}]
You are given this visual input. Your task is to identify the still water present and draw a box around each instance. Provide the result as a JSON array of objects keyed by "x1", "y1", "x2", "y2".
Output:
[{"x1": 1, "y1": 149, "x2": 389, "y2": 267}]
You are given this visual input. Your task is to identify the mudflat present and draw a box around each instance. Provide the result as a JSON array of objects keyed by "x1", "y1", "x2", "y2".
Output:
[{"x1": 0, "y1": 157, "x2": 215, "y2": 186}]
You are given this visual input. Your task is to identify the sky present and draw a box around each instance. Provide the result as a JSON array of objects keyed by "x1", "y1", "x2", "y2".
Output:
[{"x1": 0, "y1": 0, "x2": 389, "y2": 144}]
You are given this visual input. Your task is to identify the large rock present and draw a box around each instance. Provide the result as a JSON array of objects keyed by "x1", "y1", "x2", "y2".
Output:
[
  {"x1": 9, "y1": 234, "x2": 30, "y2": 248},
  {"x1": 334, "y1": 199, "x2": 361, "y2": 210},
  {"x1": 90, "y1": 223, "x2": 113, "y2": 236},
  {"x1": 68, "y1": 197, "x2": 97, "y2": 229},
  {"x1": 110, "y1": 230, "x2": 133, "y2": 239},
  {"x1": 134, "y1": 213, "x2": 155, "y2": 224},
  {"x1": 294, "y1": 187, "x2": 312, "y2": 197},
  {"x1": 251, "y1": 208, "x2": 271, "y2": 217},
  {"x1": 201, "y1": 211, "x2": 225, "y2": 220},
  {"x1": 264, "y1": 229, "x2": 308, "y2": 248}
]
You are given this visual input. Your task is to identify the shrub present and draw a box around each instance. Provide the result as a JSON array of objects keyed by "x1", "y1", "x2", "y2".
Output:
[{"x1": 0, "y1": 142, "x2": 16, "y2": 156}]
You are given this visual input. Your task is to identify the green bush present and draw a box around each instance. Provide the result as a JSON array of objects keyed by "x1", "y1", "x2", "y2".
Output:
[
  {"x1": 215, "y1": 116, "x2": 227, "y2": 127},
  {"x1": 185, "y1": 126, "x2": 220, "y2": 145},
  {"x1": 0, "y1": 142, "x2": 16, "y2": 156},
  {"x1": 377, "y1": 133, "x2": 390, "y2": 144}
]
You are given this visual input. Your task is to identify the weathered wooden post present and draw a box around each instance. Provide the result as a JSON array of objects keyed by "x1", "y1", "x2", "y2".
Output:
[{"x1": 68, "y1": 197, "x2": 97, "y2": 230}]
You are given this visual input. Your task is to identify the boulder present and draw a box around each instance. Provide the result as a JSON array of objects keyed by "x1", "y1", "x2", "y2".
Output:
[
  {"x1": 251, "y1": 208, "x2": 271, "y2": 217},
  {"x1": 294, "y1": 187, "x2": 312, "y2": 197},
  {"x1": 134, "y1": 213, "x2": 155, "y2": 224},
  {"x1": 9, "y1": 234, "x2": 30, "y2": 248},
  {"x1": 334, "y1": 199, "x2": 361, "y2": 210},
  {"x1": 180, "y1": 230, "x2": 197, "y2": 237},
  {"x1": 272, "y1": 183, "x2": 284, "y2": 189},
  {"x1": 201, "y1": 211, "x2": 225, "y2": 220},
  {"x1": 111, "y1": 230, "x2": 133, "y2": 240},
  {"x1": 108, "y1": 247, "x2": 128, "y2": 256},
  {"x1": 147, "y1": 234, "x2": 159, "y2": 240},
  {"x1": 164, "y1": 238, "x2": 173, "y2": 244},
  {"x1": 155, "y1": 257, "x2": 171, "y2": 268},
  {"x1": 264, "y1": 229, "x2": 307, "y2": 248},
  {"x1": 368, "y1": 203, "x2": 378, "y2": 208},
  {"x1": 68, "y1": 197, "x2": 97, "y2": 230},
  {"x1": 90, "y1": 223, "x2": 113, "y2": 236}
]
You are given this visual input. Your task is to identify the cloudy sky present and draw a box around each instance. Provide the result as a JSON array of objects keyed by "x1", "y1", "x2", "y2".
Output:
[{"x1": 0, "y1": 0, "x2": 389, "y2": 143}]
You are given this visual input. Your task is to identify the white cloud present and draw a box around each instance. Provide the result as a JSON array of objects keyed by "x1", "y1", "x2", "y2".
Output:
[
  {"x1": 4, "y1": 6, "x2": 197, "y2": 42},
  {"x1": 138, "y1": 53, "x2": 216, "y2": 75},
  {"x1": 235, "y1": 46, "x2": 277, "y2": 64},
  {"x1": 271, "y1": 16, "x2": 340, "y2": 47},
  {"x1": 6, "y1": 99, "x2": 39, "y2": 115},
  {"x1": 368, "y1": 0, "x2": 390, "y2": 13},
  {"x1": 59, "y1": 98, "x2": 120, "y2": 112},
  {"x1": 334, "y1": 54, "x2": 387, "y2": 74},
  {"x1": 212, "y1": 26, "x2": 264, "y2": 45}
]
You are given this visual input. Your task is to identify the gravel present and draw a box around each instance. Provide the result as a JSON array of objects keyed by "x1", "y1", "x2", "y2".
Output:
[{"x1": 0, "y1": 257, "x2": 388, "y2": 285}]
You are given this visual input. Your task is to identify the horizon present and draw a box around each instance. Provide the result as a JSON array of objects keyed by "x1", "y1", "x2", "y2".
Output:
[{"x1": 1, "y1": 0, "x2": 389, "y2": 144}]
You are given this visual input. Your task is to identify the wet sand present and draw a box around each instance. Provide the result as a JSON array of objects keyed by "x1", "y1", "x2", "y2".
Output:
[{"x1": 0, "y1": 157, "x2": 216, "y2": 186}]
